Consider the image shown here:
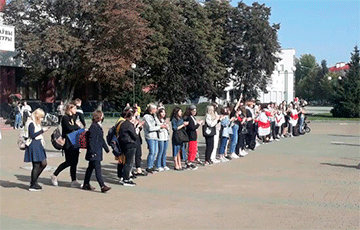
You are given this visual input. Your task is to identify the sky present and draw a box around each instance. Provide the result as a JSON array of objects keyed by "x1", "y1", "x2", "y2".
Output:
[{"x1": 231, "y1": 0, "x2": 360, "y2": 67}]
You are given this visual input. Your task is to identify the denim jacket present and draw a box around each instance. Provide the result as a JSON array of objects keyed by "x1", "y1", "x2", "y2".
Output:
[{"x1": 221, "y1": 116, "x2": 232, "y2": 138}]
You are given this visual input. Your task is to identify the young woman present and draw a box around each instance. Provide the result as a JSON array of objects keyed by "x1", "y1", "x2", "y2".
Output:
[
  {"x1": 257, "y1": 104, "x2": 271, "y2": 143},
  {"x1": 210, "y1": 103, "x2": 221, "y2": 163},
  {"x1": 118, "y1": 110, "x2": 138, "y2": 186},
  {"x1": 204, "y1": 105, "x2": 220, "y2": 165},
  {"x1": 51, "y1": 103, "x2": 81, "y2": 188},
  {"x1": 219, "y1": 107, "x2": 232, "y2": 162},
  {"x1": 184, "y1": 105, "x2": 203, "y2": 169},
  {"x1": 170, "y1": 107, "x2": 189, "y2": 170},
  {"x1": 235, "y1": 106, "x2": 248, "y2": 156},
  {"x1": 82, "y1": 110, "x2": 111, "y2": 193},
  {"x1": 275, "y1": 107, "x2": 285, "y2": 139},
  {"x1": 133, "y1": 106, "x2": 146, "y2": 176},
  {"x1": 156, "y1": 108, "x2": 170, "y2": 171},
  {"x1": 143, "y1": 104, "x2": 166, "y2": 173},
  {"x1": 24, "y1": 108, "x2": 51, "y2": 191},
  {"x1": 288, "y1": 102, "x2": 298, "y2": 137}
]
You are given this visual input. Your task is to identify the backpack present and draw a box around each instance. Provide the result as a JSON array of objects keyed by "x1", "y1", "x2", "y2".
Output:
[
  {"x1": 51, "y1": 127, "x2": 65, "y2": 150},
  {"x1": 106, "y1": 122, "x2": 122, "y2": 157}
]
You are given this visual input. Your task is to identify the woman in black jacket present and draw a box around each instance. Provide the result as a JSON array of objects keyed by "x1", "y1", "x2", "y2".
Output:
[
  {"x1": 51, "y1": 103, "x2": 81, "y2": 188},
  {"x1": 118, "y1": 110, "x2": 138, "y2": 186},
  {"x1": 82, "y1": 110, "x2": 111, "y2": 193}
]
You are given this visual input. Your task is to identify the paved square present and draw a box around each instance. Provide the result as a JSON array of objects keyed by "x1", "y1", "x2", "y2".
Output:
[{"x1": 0, "y1": 121, "x2": 359, "y2": 229}]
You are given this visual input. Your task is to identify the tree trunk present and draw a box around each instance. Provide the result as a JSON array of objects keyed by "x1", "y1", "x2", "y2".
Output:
[{"x1": 97, "y1": 81, "x2": 103, "y2": 111}]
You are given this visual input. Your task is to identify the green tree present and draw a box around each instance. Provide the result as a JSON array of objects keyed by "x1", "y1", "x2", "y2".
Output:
[
  {"x1": 331, "y1": 46, "x2": 360, "y2": 118},
  {"x1": 4, "y1": 0, "x2": 150, "y2": 103},
  {"x1": 294, "y1": 54, "x2": 320, "y2": 101},
  {"x1": 223, "y1": 2, "x2": 281, "y2": 101}
]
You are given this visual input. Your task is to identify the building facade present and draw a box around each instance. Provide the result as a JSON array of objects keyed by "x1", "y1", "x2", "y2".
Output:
[{"x1": 258, "y1": 48, "x2": 296, "y2": 104}]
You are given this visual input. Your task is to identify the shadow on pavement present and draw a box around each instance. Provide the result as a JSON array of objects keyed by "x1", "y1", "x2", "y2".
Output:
[
  {"x1": 321, "y1": 163, "x2": 360, "y2": 170},
  {"x1": 0, "y1": 180, "x2": 29, "y2": 190}
]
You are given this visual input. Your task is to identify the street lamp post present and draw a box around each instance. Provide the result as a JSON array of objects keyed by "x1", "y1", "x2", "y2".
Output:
[{"x1": 131, "y1": 63, "x2": 136, "y2": 105}]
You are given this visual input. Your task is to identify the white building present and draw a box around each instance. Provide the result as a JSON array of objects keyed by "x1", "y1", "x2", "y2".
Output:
[
  {"x1": 213, "y1": 48, "x2": 296, "y2": 105},
  {"x1": 258, "y1": 48, "x2": 296, "y2": 104}
]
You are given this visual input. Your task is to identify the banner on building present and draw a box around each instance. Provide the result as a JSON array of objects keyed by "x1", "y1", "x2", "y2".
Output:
[{"x1": 0, "y1": 25, "x2": 15, "y2": 51}]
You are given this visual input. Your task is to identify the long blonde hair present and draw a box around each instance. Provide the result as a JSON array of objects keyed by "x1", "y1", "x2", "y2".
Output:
[
  {"x1": 206, "y1": 105, "x2": 216, "y2": 120},
  {"x1": 31, "y1": 108, "x2": 45, "y2": 125}
]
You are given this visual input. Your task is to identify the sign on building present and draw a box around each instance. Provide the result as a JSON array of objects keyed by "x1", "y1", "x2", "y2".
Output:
[{"x1": 0, "y1": 25, "x2": 15, "y2": 51}]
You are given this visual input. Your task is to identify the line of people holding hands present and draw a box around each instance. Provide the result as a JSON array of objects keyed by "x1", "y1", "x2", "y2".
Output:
[{"x1": 24, "y1": 97, "x2": 306, "y2": 192}]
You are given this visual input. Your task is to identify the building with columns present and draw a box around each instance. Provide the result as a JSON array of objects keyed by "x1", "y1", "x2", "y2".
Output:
[
  {"x1": 216, "y1": 48, "x2": 296, "y2": 105},
  {"x1": 258, "y1": 48, "x2": 296, "y2": 104}
]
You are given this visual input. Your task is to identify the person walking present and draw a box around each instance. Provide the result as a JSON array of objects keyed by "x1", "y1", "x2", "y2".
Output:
[
  {"x1": 24, "y1": 108, "x2": 51, "y2": 191},
  {"x1": 82, "y1": 110, "x2": 111, "y2": 193},
  {"x1": 51, "y1": 103, "x2": 81, "y2": 188},
  {"x1": 14, "y1": 102, "x2": 22, "y2": 129},
  {"x1": 74, "y1": 98, "x2": 86, "y2": 128}
]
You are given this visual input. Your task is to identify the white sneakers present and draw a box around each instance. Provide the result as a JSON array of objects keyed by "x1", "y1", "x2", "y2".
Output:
[
  {"x1": 239, "y1": 150, "x2": 248, "y2": 156},
  {"x1": 50, "y1": 174, "x2": 58, "y2": 186},
  {"x1": 164, "y1": 166, "x2": 170, "y2": 171},
  {"x1": 230, "y1": 153, "x2": 239, "y2": 159},
  {"x1": 158, "y1": 167, "x2": 165, "y2": 172}
]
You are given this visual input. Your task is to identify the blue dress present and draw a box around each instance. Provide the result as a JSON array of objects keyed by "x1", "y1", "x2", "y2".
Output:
[{"x1": 24, "y1": 123, "x2": 46, "y2": 162}]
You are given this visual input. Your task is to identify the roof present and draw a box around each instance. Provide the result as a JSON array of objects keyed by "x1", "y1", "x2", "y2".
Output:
[{"x1": 329, "y1": 64, "x2": 350, "y2": 72}]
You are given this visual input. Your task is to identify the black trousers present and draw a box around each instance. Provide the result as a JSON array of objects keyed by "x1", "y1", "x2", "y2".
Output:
[
  {"x1": 135, "y1": 142, "x2": 142, "y2": 169},
  {"x1": 84, "y1": 160, "x2": 105, "y2": 188},
  {"x1": 236, "y1": 132, "x2": 246, "y2": 154},
  {"x1": 122, "y1": 146, "x2": 136, "y2": 181},
  {"x1": 205, "y1": 136, "x2": 214, "y2": 162},
  {"x1": 270, "y1": 121, "x2": 276, "y2": 139},
  {"x1": 54, "y1": 146, "x2": 80, "y2": 181}
]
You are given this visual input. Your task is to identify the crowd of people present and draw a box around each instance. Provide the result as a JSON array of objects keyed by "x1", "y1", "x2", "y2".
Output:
[{"x1": 22, "y1": 97, "x2": 309, "y2": 191}]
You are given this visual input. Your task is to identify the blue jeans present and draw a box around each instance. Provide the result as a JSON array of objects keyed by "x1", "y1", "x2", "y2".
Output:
[
  {"x1": 229, "y1": 124, "x2": 239, "y2": 154},
  {"x1": 219, "y1": 137, "x2": 228, "y2": 155},
  {"x1": 146, "y1": 139, "x2": 158, "y2": 169},
  {"x1": 172, "y1": 142, "x2": 187, "y2": 160},
  {"x1": 14, "y1": 113, "x2": 22, "y2": 129},
  {"x1": 156, "y1": 140, "x2": 168, "y2": 168},
  {"x1": 299, "y1": 117, "x2": 304, "y2": 133}
]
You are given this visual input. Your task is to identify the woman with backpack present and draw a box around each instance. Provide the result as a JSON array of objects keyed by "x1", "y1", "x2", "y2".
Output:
[
  {"x1": 51, "y1": 103, "x2": 81, "y2": 188},
  {"x1": 82, "y1": 110, "x2": 111, "y2": 193},
  {"x1": 117, "y1": 110, "x2": 138, "y2": 186},
  {"x1": 24, "y1": 108, "x2": 51, "y2": 191}
]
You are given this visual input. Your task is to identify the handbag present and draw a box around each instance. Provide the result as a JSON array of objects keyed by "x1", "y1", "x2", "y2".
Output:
[
  {"x1": 202, "y1": 123, "x2": 216, "y2": 137},
  {"x1": 67, "y1": 128, "x2": 85, "y2": 147},
  {"x1": 79, "y1": 130, "x2": 88, "y2": 149},
  {"x1": 17, "y1": 134, "x2": 26, "y2": 150},
  {"x1": 175, "y1": 129, "x2": 189, "y2": 143}
]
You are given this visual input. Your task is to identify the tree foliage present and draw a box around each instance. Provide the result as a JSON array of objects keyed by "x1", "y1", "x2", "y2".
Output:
[
  {"x1": 222, "y1": 2, "x2": 281, "y2": 101},
  {"x1": 4, "y1": 0, "x2": 150, "y2": 102},
  {"x1": 331, "y1": 46, "x2": 360, "y2": 118}
]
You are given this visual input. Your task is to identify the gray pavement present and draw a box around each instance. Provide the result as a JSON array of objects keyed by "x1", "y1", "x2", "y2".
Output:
[{"x1": 0, "y1": 121, "x2": 359, "y2": 229}]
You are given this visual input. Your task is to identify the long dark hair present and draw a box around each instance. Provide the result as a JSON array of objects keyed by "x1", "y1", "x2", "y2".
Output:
[
  {"x1": 170, "y1": 107, "x2": 181, "y2": 121},
  {"x1": 157, "y1": 108, "x2": 166, "y2": 120}
]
